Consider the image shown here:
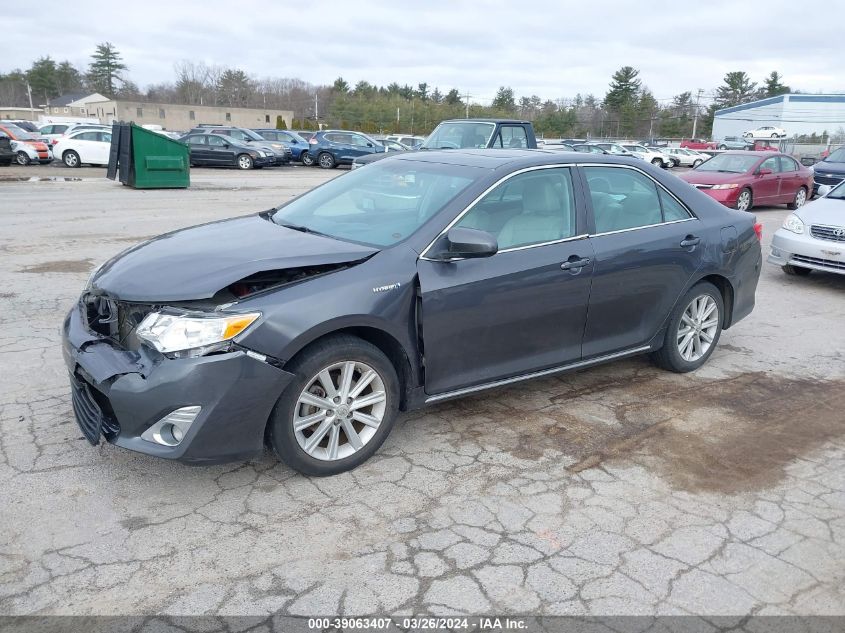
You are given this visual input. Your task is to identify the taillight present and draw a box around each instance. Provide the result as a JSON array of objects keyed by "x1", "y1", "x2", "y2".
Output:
[
  {"x1": 308, "y1": 137, "x2": 318, "y2": 144},
  {"x1": 753, "y1": 223, "x2": 763, "y2": 241}
]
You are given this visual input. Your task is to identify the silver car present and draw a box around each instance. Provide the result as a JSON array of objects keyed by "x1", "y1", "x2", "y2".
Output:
[{"x1": 769, "y1": 182, "x2": 845, "y2": 276}]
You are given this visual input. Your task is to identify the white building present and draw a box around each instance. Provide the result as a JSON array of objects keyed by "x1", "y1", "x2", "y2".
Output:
[{"x1": 713, "y1": 94, "x2": 845, "y2": 140}]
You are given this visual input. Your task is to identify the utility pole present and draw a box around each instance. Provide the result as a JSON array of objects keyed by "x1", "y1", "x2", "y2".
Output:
[
  {"x1": 691, "y1": 88, "x2": 704, "y2": 138},
  {"x1": 25, "y1": 81, "x2": 34, "y2": 119},
  {"x1": 314, "y1": 92, "x2": 318, "y2": 121},
  {"x1": 463, "y1": 92, "x2": 471, "y2": 118}
]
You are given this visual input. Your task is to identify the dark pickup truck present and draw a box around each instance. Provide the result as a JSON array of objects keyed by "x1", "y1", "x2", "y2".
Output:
[
  {"x1": 0, "y1": 131, "x2": 14, "y2": 166},
  {"x1": 352, "y1": 118, "x2": 538, "y2": 169}
]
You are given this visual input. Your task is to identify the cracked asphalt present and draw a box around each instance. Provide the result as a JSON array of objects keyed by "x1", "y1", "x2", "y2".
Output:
[{"x1": 1, "y1": 164, "x2": 844, "y2": 617}]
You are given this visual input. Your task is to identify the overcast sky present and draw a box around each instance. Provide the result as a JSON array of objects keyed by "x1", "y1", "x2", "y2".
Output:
[{"x1": 5, "y1": 0, "x2": 842, "y2": 105}]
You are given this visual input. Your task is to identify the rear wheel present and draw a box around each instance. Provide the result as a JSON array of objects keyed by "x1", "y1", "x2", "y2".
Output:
[
  {"x1": 16, "y1": 151, "x2": 31, "y2": 166},
  {"x1": 782, "y1": 264, "x2": 812, "y2": 276},
  {"x1": 318, "y1": 152, "x2": 336, "y2": 169},
  {"x1": 736, "y1": 188, "x2": 752, "y2": 212},
  {"x1": 237, "y1": 154, "x2": 254, "y2": 170},
  {"x1": 771, "y1": 133, "x2": 778, "y2": 138},
  {"x1": 651, "y1": 158, "x2": 662, "y2": 167},
  {"x1": 718, "y1": 144, "x2": 727, "y2": 150},
  {"x1": 652, "y1": 282, "x2": 724, "y2": 373},
  {"x1": 787, "y1": 186, "x2": 807, "y2": 210},
  {"x1": 62, "y1": 150, "x2": 80, "y2": 168},
  {"x1": 268, "y1": 334, "x2": 399, "y2": 476}
]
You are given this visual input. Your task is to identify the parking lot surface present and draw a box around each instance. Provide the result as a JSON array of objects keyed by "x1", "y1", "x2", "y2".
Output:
[{"x1": 1, "y1": 164, "x2": 844, "y2": 616}]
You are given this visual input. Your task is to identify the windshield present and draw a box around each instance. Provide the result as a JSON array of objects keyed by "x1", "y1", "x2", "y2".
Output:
[
  {"x1": 825, "y1": 148, "x2": 845, "y2": 162},
  {"x1": 422, "y1": 122, "x2": 495, "y2": 149},
  {"x1": 271, "y1": 160, "x2": 478, "y2": 247},
  {"x1": 2, "y1": 124, "x2": 36, "y2": 139},
  {"x1": 826, "y1": 181, "x2": 845, "y2": 200},
  {"x1": 695, "y1": 153, "x2": 759, "y2": 173}
]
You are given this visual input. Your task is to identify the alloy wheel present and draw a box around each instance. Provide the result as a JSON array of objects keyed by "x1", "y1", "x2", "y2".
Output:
[
  {"x1": 676, "y1": 295, "x2": 719, "y2": 362},
  {"x1": 293, "y1": 360, "x2": 386, "y2": 461},
  {"x1": 238, "y1": 155, "x2": 253, "y2": 169},
  {"x1": 736, "y1": 190, "x2": 751, "y2": 211},
  {"x1": 63, "y1": 151, "x2": 78, "y2": 167},
  {"x1": 319, "y1": 153, "x2": 335, "y2": 169},
  {"x1": 16, "y1": 151, "x2": 30, "y2": 166},
  {"x1": 794, "y1": 188, "x2": 807, "y2": 208}
]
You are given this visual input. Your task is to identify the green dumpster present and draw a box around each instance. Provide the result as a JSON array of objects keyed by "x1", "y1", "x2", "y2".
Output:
[{"x1": 107, "y1": 122, "x2": 189, "y2": 189}]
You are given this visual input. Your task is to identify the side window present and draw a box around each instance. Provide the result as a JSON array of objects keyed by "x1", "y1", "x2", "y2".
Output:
[
  {"x1": 456, "y1": 168, "x2": 576, "y2": 250},
  {"x1": 584, "y1": 167, "x2": 663, "y2": 233},
  {"x1": 76, "y1": 132, "x2": 97, "y2": 141},
  {"x1": 499, "y1": 126, "x2": 528, "y2": 149},
  {"x1": 659, "y1": 189, "x2": 692, "y2": 222},
  {"x1": 779, "y1": 156, "x2": 797, "y2": 172},
  {"x1": 760, "y1": 157, "x2": 779, "y2": 172},
  {"x1": 188, "y1": 136, "x2": 206, "y2": 145},
  {"x1": 98, "y1": 132, "x2": 112, "y2": 143},
  {"x1": 41, "y1": 126, "x2": 53, "y2": 134},
  {"x1": 207, "y1": 135, "x2": 227, "y2": 147},
  {"x1": 350, "y1": 134, "x2": 371, "y2": 147}
]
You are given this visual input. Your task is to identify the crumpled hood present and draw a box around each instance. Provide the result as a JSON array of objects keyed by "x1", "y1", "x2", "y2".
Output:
[{"x1": 92, "y1": 214, "x2": 377, "y2": 302}]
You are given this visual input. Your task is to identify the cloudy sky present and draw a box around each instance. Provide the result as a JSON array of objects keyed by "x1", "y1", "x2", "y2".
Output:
[{"x1": 4, "y1": 0, "x2": 842, "y2": 104}]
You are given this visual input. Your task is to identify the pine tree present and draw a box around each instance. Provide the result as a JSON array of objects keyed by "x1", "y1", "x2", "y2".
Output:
[
  {"x1": 492, "y1": 86, "x2": 515, "y2": 112},
  {"x1": 763, "y1": 71, "x2": 790, "y2": 97},
  {"x1": 86, "y1": 42, "x2": 127, "y2": 97},
  {"x1": 714, "y1": 72, "x2": 757, "y2": 108},
  {"x1": 604, "y1": 66, "x2": 641, "y2": 112}
]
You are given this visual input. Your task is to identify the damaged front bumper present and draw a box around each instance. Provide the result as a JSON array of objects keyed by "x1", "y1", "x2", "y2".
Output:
[{"x1": 61, "y1": 302, "x2": 295, "y2": 463}]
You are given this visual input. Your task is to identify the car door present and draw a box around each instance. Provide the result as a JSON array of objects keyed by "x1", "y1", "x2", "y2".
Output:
[
  {"x1": 580, "y1": 165, "x2": 703, "y2": 358},
  {"x1": 186, "y1": 135, "x2": 210, "y2": 164},
  {"x1": 348, "y1": 133, "x2": 377, "y2": 160},
  {"x1": 753, "y1": 156, "x2": 781, "y2": 203},
  {"x1": 206, "y1": 134, "x2": 235, "y2": 164},
  {"x1": 417, "y1": 166, "x2": 594, "y2": 395},
  {"x1": 72, "y1": 131, "x2": 99, "y2": 162},
  {"x1": 777, "y1": 155, "x2": 803, "y2": 203},
  {"x1": 91, "y1": 132, "x2": 112, "y2": 164}
]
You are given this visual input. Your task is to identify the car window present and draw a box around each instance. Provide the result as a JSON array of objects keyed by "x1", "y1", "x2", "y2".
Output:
[
  {"x1": 98, "y1": 132, "x2": 112, "y2": 143},
  {"x1": 760, "y1": 157, "x2": 779, "y2": 172},
  {"x1": 350, "y1": 134, "x2": 372, "y2": 147},
  {"x1": 423, "y1": 122, "x2": 495, "y2": 149},
  {"x1": 456, "y1": 168, "x2": 576, "y2": 249},
  {"x1": 187, "y1": 136, "x2": 206, "y2": 145},
  {"x1": 659, "y1": 189, "x2": 692, "y2": 221},
  {"x1": 779, "y1": 156, "x2": 797, "y2": 172},
  {"x1": 584, "y1": 166, "x2": 665, "y2": 233},
  {"x1": 207, "y1": 135, "x2": 228, "y2": 147},
  {"x1": 492, "y1": 126, "x2": 528, "y2": 149},
  {"x1": 75, "y1": 132, "x2": 98, "y2": 141}
]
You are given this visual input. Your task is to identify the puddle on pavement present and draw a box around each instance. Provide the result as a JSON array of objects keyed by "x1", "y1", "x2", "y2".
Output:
[
  {"x1": 445, "y1": 370, "x2": 845, "y2": 495},
  {"x1": 0, "y1": 176, "x2": 84, "y2": 182},
  {"x1": 19, "y1": 258, "x2": 93, "y2": 273}
]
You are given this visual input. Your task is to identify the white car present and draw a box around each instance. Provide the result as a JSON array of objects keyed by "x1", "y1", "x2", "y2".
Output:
[
  {"x1": 53, "y1": 129, "x2": 113, "y2": 167},
  {"x1": 743, "y1": 126, "x2": 786, "y2": 139},
  {"x1": 622, "y1": 144, "x2": 672, "y2": 168},
  {"x1": 663, "y1": 147, "x2": 707, "y2": 168},
  {"x1": 769, "y1": 181, "x2": 845, "y2": 277},
  {"x1": 38, "y1": 123, "x2": 72, "y2": 146}
]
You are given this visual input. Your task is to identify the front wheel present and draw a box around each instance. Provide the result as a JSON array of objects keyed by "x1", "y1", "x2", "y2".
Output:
[
  {"x1": 301, "y1": 152, "x2": 314, "y2": 166},
  {"x1": 771, "y1": 133, "x2": 778, "y2": 139},
  {"x1": 782, "y1": 264, "x2": 812, "y2": 276},
  {"x1": 787, "y1": 187, "x2": 807, "y2": 210},
  {"x1": 736, "y1": 188, "x2": 753, "y2": 212},
  {"x1": 237, "y1": 154, "x2": 254, "y2": 170},
  {"x1": 16, "y1": 151, "x2": 31, "y2": 166},
  {"x1": 268, "y1": 334, "x2": 400, "y2": 476},
  {"x1": 651, "y1": 158, "x2": 662, "y2": 167},
  {"x1": 62, "y1": 150, "x2": 80, "y2": 168},
  {"x1": 652, "y1": 282, "x2": 724, "y2": 373},
  {"x1": 318, "y1": 152, "x2": 336, "y2": 169},
  {"x1": 692, "y1": 159, "x2": 702, "y2": 168}
]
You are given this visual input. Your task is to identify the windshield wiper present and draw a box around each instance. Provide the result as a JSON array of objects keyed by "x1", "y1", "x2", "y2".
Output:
[{"x1": 277, "y1": 222, "x2": 331, "y2": 238}]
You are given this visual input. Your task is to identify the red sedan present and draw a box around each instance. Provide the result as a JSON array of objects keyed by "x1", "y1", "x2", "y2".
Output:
[{"x1": 678, "y1": 151, "x2": 812, "y2": 212}]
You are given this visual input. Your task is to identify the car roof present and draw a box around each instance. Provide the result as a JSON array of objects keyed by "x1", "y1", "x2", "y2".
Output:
[
  {"x1": 381, "y1": 148, "x2": 645, "y2": 170},
  {"x1": 439, "y1": 118, "x2": 531, "y2": 124}
]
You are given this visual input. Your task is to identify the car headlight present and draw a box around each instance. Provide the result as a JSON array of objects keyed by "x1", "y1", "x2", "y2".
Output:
[
  {"x1": 711, "y1": 183, "x2": 739, "y2": 190},
  {"x1": 782, "y1": 214, "x2": 804, "y2": 234},
  {"x1": 136, "y1": 311, "x2": 260, "y2": 356}
]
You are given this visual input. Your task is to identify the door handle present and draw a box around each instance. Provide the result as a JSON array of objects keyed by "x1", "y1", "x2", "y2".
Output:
[
  {"x1": 680, "y1": 236, "x2": 701, "y2": 248},
  {"x1": 560, "y1": 257, "x2": 591, "y2": 270}
]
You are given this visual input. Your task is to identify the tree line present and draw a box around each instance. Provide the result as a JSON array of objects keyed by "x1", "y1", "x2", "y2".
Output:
[{"x1": 1, "y1": 43, "x2": 795, "y2": 139}]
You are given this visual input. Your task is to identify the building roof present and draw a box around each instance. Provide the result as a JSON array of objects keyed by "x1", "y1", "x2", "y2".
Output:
[
  {"x1": 46, "y1": 92, "x2": 108, "y2": 107},
  {"x1": 715, "y1": 93, "x2": 845, "y2": 116}
]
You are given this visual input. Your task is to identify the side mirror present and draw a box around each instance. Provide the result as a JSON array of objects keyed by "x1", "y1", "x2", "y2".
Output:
[
  {"x1": 432, "y1": 227, "x2": 498, "y2": 260},
  {"x1": 817, "y1": 184, "x2": 832, "y2": 197},
  {"x1": 366, "y1": 142, "x2": 374, "y2": 147},
  {"x1": 758, "y1": 168, "x2": 772, "y2": 176}
]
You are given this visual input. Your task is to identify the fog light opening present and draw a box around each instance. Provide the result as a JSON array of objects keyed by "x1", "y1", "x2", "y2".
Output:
[{"x1": 141, "y1": 406, "x2": 201, "y2": 447}]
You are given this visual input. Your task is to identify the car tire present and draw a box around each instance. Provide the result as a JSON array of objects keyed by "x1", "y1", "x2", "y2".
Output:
[
  {"x1": 771, "y1": 133, "x2": 778, "y2": 138},
  {"x1": 237, "y1": 154, "x2": 254, "y2": 170},
  {"x1": 692, "y1": 159, "x2": 702, "y2": 168},
  {"x1": 651, "y1": 158, "x2": 662, "y2": 167},
  {"x1": 782, "y1": 264, "x2": 812, "y2": 276},
  {"x1": 735, "y1": 187, "x2": 753, "y2": 212},
  {"x1": 652, "y1": 281, "x2": 724, "y2": 373},
  {"x1": 62, "y1": 150, "x2": 80, "y2": 168},
  {"x1": 301, "y1": 152, "x2": 314, "y2": 166},
  {"x1": 267, "y1": 334, "x2": 400, "y2": 476},
  {"x1": 787, "y1": 186, "x2": 807, "y2": 210},
  {"x1": 16, "y1": 151, "x2": 31, "y2": 166},
  {"x1": 719, "y1": 144, "x2": 727, "y2": 150},
  {"x1": 318, "y1": 152, "x2": 336, "y2": 169}
]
